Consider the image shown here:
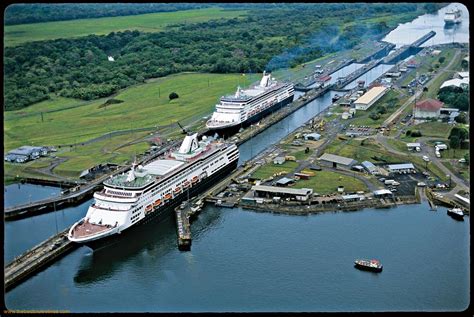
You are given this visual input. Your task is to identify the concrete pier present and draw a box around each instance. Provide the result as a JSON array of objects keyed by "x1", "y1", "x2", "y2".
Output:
[{"x1": 4, "y1": 228, "x2": 78, "y2": 291}]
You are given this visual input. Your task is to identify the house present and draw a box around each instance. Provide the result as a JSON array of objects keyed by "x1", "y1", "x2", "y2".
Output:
[
  {"x1": 413, "y1": 99, "x2": 444, "y2": 119},
  {"x1": 276, "y1": 177, "x2": 295, "y2": 187},
  {"x1": 361, "y1": 161, "x2": 378, "y2": 174}
]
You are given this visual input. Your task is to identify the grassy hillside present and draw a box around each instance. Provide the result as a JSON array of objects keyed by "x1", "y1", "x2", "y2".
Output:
[
  {"x1": 4, "y1": 8, "x2": 247, "y2": 46},
  {"x1": 4, "y1": 72, "x2": 258, "y2": 151}
]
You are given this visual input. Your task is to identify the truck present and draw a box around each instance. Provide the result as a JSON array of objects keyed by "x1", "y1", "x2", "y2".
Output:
[
  {"x1": 435, "y1": 151, "x2": 441, "y2": 158},
  {"x1": 422, "y1": 155, "x2": 430, "y2": 162},
  {"x1": 415, "y1": 146, "x2": 421, "y2": 152},
  {"x1": 435, "y1": 144, "x2": 448, "y2": 151},
  {"x1": 384, "y1": 179, "x2": 396, "y2": 185}
]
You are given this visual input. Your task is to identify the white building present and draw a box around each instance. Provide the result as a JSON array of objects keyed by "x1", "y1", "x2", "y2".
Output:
[
  {"x1": 354, "y1": 86, "x2": 388, "y2": 110},
  {"x1": 413, "y1": 99, "x2": 444, "y2": 119}
]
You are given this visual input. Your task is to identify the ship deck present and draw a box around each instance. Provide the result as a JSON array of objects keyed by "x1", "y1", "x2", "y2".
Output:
[{"x1": 70, "y1": 220, "x2": 115, "y2": 239}]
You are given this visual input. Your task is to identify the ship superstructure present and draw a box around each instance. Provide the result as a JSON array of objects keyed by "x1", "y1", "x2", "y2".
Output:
[
  {"x1": 68, "y1": 133, "x2": 239, "y2": 249},
  {"x1": 206, "y1": 71, "x2": 294, "y2": 133},
  {"x1": 444, "y1": 8, "x2": 462, "y2": 24}
]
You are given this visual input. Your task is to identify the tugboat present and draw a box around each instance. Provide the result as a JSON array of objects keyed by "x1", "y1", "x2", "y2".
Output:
[
  {"x1": 447, "y1": 207, "x2": 464, "y2": 220},
  {"x1": 332, "y1": 94, "x2": 341, "y2": 103},
  {"x1": 354, "y1": 259, "x2": 383, "y2": 272}
]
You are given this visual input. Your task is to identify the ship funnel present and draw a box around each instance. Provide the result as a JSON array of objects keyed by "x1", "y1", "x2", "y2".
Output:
[
  {"x1": 234, "y1": 86, "x2": 241, "y2": 98},
  {"x1": 178, "y1": 133, "x2": 199, "y2": 154},
  {"x1": 126, "y1": 163, "x2": 136, "y2": 182},
  {"x1": 260, "y1": 71, "x2": 271, "y2": 88}
]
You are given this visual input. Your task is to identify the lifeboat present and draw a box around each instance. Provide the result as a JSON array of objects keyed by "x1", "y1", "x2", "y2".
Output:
[
  {"x1": 183, "y1": 181, "x2": 191, "y2": 188},
  {"x1": 164, "y1": 193, "x2": 172, "y2": 200},
  {"x1": 145, "y1": 204, "x2": 153, "y2": 213},
  {"x1": 191, "y1": 176, "x2": 199, "y2": 184},
  {"x1": 153, "y1": 199, "x2": 161, "y2": 207},
  {"x1": 174, "y1": 186, "x2": 182, "y2": 194}
]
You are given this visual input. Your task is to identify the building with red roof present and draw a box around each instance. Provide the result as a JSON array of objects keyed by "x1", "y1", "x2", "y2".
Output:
[{"x1": 413, "y1": 99, "x2": 444, "y2": 119}]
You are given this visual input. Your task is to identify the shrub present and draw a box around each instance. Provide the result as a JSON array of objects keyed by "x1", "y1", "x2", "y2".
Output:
[{"x1": 169, "y1": 92, "x2": 179, "y2": 100}]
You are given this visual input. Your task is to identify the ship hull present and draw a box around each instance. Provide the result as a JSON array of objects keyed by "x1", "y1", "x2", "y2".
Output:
[
  {"x1": 447, "y1": 210, "x2": 464, "y2": 221},
  {"x1": 208, "y1": 94, "x2": 295, "y2": 138},
  {"x1": 82, "y1": 158, "x2": 239, "y2": 251},
  {"x1": 354, "y1": 263, "x2": 383, "y2": 272}
]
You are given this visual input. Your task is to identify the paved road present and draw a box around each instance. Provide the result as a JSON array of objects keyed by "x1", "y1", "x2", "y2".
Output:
[
  {"x1": 383, "y1": 49, "x2": 462, "y2": 127},
  {"x1": 375, "y1": 134, "x2": 469, "y2": 197}
]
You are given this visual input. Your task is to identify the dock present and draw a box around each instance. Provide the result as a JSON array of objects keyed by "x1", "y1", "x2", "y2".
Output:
[
  {"x1": 383, "y1": 31, "x2": 436, "y2": 64},
  {"x1": 4, "y1": 228, "x2": 78, "y2": 291}
]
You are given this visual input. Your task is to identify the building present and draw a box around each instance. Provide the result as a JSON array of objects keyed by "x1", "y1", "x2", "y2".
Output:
[
  {"x1": 275, "y1": 177, "x2": 295, "y2": 187},
  {"x1": 303, "y1": 133, "x2": 321, "y2": 141},
  {"x1": 361, "y1": 161, "x2": 378, "y2": 174},
  {"x1": 341, "y1": 112, "x2": 350, "y2": 120},
  {"x1": 273, "y1": 156, "x2": 286, "y2": 165},
  {"x1": 413, "y1": 99, "x2": 444, "y2": 119},
  {"x1": 341, "y1": 194, "x2": 365, "y2": 202},
  {"x1": 251, "y1": 185, "x2": 313, "y2": 201},
  {"x1": 440, "y1": 78, "x2": 469, "y2": 90},
  {"x1": 385, "y1": 71, "x2": 401, "y2": 78},
  {"x1": 4, "y1": 145, "x2": 49, "y2": 163},
  {"x1": 406, "y1": 143, "x2": 421, "y2": 151},
  {"x1": 387, "y1": 163, "x2": 415, "y2": 173},
  {"x1": 456, "y1": 72, "x2": 469, "y2": 79},
  {"x1": 431, "y1": 49, "x2": 441, "y2": 56},
  {"x1": 354, "y1": 86, "x2": 388, "y2": 110},
  {"x1": 319, "y1": 153, "x2": 357, "y2": 169},
  {"x1": 373, "y1": 189, "x2": 394, "y2": 198}
]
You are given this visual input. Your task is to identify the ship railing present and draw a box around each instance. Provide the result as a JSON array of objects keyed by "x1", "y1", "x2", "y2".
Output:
[{"x1": 91, "y1": 203, "x2": 129, "y2": 212}]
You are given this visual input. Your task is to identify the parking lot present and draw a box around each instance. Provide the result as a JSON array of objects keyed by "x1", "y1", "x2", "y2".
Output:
[{"x1": 343, "y1": 124, "x2": 377, "y2": 137}]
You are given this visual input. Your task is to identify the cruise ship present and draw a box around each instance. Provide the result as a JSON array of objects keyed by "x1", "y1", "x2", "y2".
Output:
[
  {"x1": 444, "y1": 8, "x2": 462, "y2": 24},
  {"x1": 68, "y1": 133, "x2": 239, "y2": 250},
  {"x1": 206, "y1": 71, "x2": 294, "y2": 135}
]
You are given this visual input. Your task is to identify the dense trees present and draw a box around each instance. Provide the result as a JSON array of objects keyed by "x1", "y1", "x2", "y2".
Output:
[
  {"x1": 438, "y1": 86, "x2": 469, "y2": 111},
  {"x1": 4, "y1": 3, "x2": 443, "y2": 111}
]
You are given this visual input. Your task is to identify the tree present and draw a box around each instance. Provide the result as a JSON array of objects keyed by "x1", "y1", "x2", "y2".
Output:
[
  {"x1": 169, "y1": 92, "x2": 179, "y2": 100},
  {"x1": 449, "y1": 135, "x2": 460, "y2": 156},
  {"x1": 454, "y1": 112, "x2": 467, "y2": 124},
  {"x1": 438, "y1": 56, "x2": 446, "y2": 64},
  {"x1": 464, "y1": 153, "x2": 469, "y2": 164}
]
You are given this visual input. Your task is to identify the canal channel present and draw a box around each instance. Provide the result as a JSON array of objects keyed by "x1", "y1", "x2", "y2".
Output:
[{"x1": 5, "y1": 3, "x2": 469, "y2": 312}]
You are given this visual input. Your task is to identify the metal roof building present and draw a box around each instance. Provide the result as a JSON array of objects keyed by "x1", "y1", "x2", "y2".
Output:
[
  {"x1": 276, "y1": 177, "x2": 295, "y2": 187},
  {"x1": 361, "y1": 161, "x2": 378, "y2": 174},
  {"x1": 354, "y1": 86, "x2": 388, "y2": 110},
  {"x1": 319, "y1": 153, "x2": 357, "y2": 168},
  {"x1": 252, "y1": 185, "x2": 313, "y2": 201},
  {"x1": 387, "y1": 163, "x2": 415, "y2": 173}
]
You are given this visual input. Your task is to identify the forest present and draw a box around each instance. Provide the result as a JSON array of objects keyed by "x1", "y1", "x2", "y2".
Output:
[{"x1": 4, "y1": 3, "x2": 444, "y2": 111}]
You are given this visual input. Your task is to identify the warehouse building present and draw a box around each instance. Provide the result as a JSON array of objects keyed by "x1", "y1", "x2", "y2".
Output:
[
  {"x1": 318, "y1": 153, "x2": 357, "y2": 169},
  {"x1": 387, "y1": 163, "x2": 415, "y2": 173},
  {"x1": 361, "y1": 161, "x2": 378, "y2": 175},
  {"x1": 354, "y1": 86, "x2": 388, "y2": 110},
  {"x1": 4, "y1": 146, "x2": 49, "y2": 163},
  {"x1": 251, "y1": 185, "x2": 313, "y2": 201},
  {"x1": 406, "y1": 143, "x2": 421, "y2": 151}
]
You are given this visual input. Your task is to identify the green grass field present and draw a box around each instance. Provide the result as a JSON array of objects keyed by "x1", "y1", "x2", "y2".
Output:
[
  {"x1": 4, "y1": 8, "x2": 247, "y2": 46},
  {"x1": 292, "y1": 170, "x2": 368, "y2": 195},
  {"x1": 4, "y1": 72, "x2": 249, "y2": 151},
  {"x1": 412, "y1": 121, "x2": 452, "y2": 138},
  {"x1": 251, "y1": 161, "x2": 300, "y2": 180}
]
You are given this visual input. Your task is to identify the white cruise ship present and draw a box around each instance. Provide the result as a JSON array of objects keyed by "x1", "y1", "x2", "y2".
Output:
[
  {"x1": 68, "y1": 133, "x2": 239, "y2": 249},
  {"x1": 444, "y1": 8, "x2": 462, "y2": 24},
  {"x1": 206, "y1": 71, "x2": 294, "y2": 134}
]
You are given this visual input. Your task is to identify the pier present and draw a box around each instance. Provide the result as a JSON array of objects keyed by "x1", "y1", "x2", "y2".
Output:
[
  {"x1": 383, "y1": 31, "x2": 436, "y2": 64},
  {"x1": 4, "y1": 228, "x2": 78, "y2": 291}
]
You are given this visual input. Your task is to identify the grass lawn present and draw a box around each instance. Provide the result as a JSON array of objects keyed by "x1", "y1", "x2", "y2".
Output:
[
  {"x1": 4, "y1": 8, "x2": 247, "y2": 46},
  {"x1": 442, "y1": 160, "x2": 470, "y2": 182},
  {"x1": 292, "y1": 170, "x2": 368, "y2": 195},
  {"x1": 4, "y1": 72, "x2": 246, "y2": 151},
  {"x1": 251, "y1": 161, "x2": 299, "y2": 180},
  {"x1": 385, "y1": 138, "x2": 409, "y2": 153},
  {"x1": 412, "y1": 121, "x2": 452, "y2": 138}
]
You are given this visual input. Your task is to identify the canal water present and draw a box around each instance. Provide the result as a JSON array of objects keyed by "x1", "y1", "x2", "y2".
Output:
[
  {"x1": 4, "y1": 3, "x2": 469, "y2": 312},
  {"x1": 4, "y1": 183, "x2": 61, "y2": 208},
  {"x1": 5, "y1": 203, "x2": 470, "y2": 312},
  {"x1": 382, "y1": 3, "x2": 469, "y2": 48}
]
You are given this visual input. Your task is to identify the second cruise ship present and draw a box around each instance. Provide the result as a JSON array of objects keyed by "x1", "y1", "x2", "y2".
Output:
[{"x1": 206, "y1": 71, "x2": 294, "y2": 135}]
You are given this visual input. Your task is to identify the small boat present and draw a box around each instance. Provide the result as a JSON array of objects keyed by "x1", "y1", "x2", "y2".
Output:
[
  {"x1": 354, "y1": 259, "x2": 383, "y2": 272},
  {"x1": 145, "y1": 204, "x2": 153, "y2": 213},
  {"x1": 153, "y1": 199, "x2": 161, "y2": 207},
  {"x1": 164, "y1": 193, "x2": 172, "y2": 200},
  {"x1": 174, "y1": 186, "x2": 182, "y2": 194},
  {"x1": 332, "y1": 94, "x2": 341, "y2": 103},
  {"x1": 182, "y1": 180, "x2": 191, "y2": 188},
  {"x1": 447, "y1": 207, "x2": 464, "y2": 220},
  {"x1": 191, "y1": 176, "x2": 199, "y2": 184}
]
